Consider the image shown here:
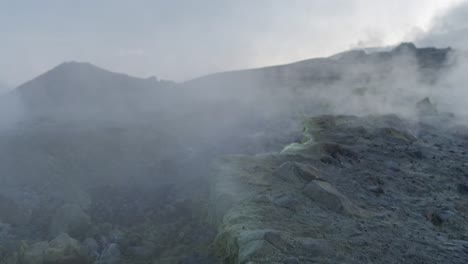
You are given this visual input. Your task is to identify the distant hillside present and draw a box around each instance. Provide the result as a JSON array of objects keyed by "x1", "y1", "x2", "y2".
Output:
[
  {"x1": 182, "y1": 43, "x2": 455, "y2": 118},
  {"x1": 0, "y1": 43, "x2": 457, "y2": 123},
  {"x1": 8, "y1": 62, "x2": 177, "y2": 119},
  {"x1": 184, "y1": 43, "x2": 453, "y2": 92}
]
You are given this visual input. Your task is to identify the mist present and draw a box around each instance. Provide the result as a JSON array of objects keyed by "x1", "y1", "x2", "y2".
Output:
[{"x1": 417, "y1": 1, "x2": 468, "y2": 49}]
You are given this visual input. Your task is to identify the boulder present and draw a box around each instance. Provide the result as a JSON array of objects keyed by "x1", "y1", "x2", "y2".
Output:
[
  {"x1": 425, "y1": 210, "x2": 456, "y2": 226},
  {"x1": 416, "y1": 97, "x2": 438, "y2": 116}
]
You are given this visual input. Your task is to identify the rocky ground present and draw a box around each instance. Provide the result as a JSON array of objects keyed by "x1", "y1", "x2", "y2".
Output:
[
  {"x1": 0, "y1": 116, "x2": 297, "y2": 264},
  {"x1": 0, "y1": 175, "x2": 219, "y2": 264},
  {"x1": 0, "y1": 122, "x2": 218, "y2": 264},
  {"x1": 2, "y1": 107, "x2": 468, "y2": 264},
  {"x1": 2, "y1": 108, "x2": 468, "y2": 264},
  {"x1": 209, "y1": 113, "x2": 468, "y2": 263},
  {"x1": 1, "y1": 111, "x2": 468, "y2": 263}
]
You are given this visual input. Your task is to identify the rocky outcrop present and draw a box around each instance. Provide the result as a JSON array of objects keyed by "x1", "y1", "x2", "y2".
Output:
[
  {"x1": 416, "y1": 97, "x2": 438, "y2": 116},
  {"x1": 210, "y1": 114, "x2": 468, "y2": 263}
]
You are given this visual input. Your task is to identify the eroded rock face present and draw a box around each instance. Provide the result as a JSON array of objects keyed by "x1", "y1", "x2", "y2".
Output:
[{"x1": 210, "y1": 114, "x2": 468, "y2": 263}]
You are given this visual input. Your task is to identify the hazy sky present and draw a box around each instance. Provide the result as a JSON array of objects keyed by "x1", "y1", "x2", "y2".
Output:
[{"x1": 0, "y1": 0, "x2": 465, "y2": 87}]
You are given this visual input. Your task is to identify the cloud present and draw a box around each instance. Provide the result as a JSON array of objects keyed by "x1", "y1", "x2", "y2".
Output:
[
  {"x1": 416, "y1": 1, "x2": 468, "y2": 49},
  {"x1": 116, "y1": 49, "x2": 147, "y2": 57},
  {"x1": 0, "y1": 0, "x2": 464, "y2": 85}
]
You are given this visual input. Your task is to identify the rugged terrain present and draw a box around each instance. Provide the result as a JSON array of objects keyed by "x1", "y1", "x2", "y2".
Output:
[
  {"x1": 0, "y1": 43, "x2": 466, "y2": 263},
  {"x1": 210, "y1": 112, "x2": 468, "y2": 263}
]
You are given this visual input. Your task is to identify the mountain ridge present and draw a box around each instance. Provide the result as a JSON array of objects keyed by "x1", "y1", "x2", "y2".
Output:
[
  {"x1": 6, "y1": 61, "x2": 177, "y2": 118},
  {"x1": 0, "y1": 42, "x2": 456, "y2": 122},
  {"x1": 184, "y1": 42, "x2": 453, "y2": 86},
  {"x1": 7, "y1": 42, "x2": 454, "y2": 94}
]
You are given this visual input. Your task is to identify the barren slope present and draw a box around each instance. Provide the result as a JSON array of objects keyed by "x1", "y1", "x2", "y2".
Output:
[{"x1": 210, "y1": 114, "x2": 468, "y2": 263}]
